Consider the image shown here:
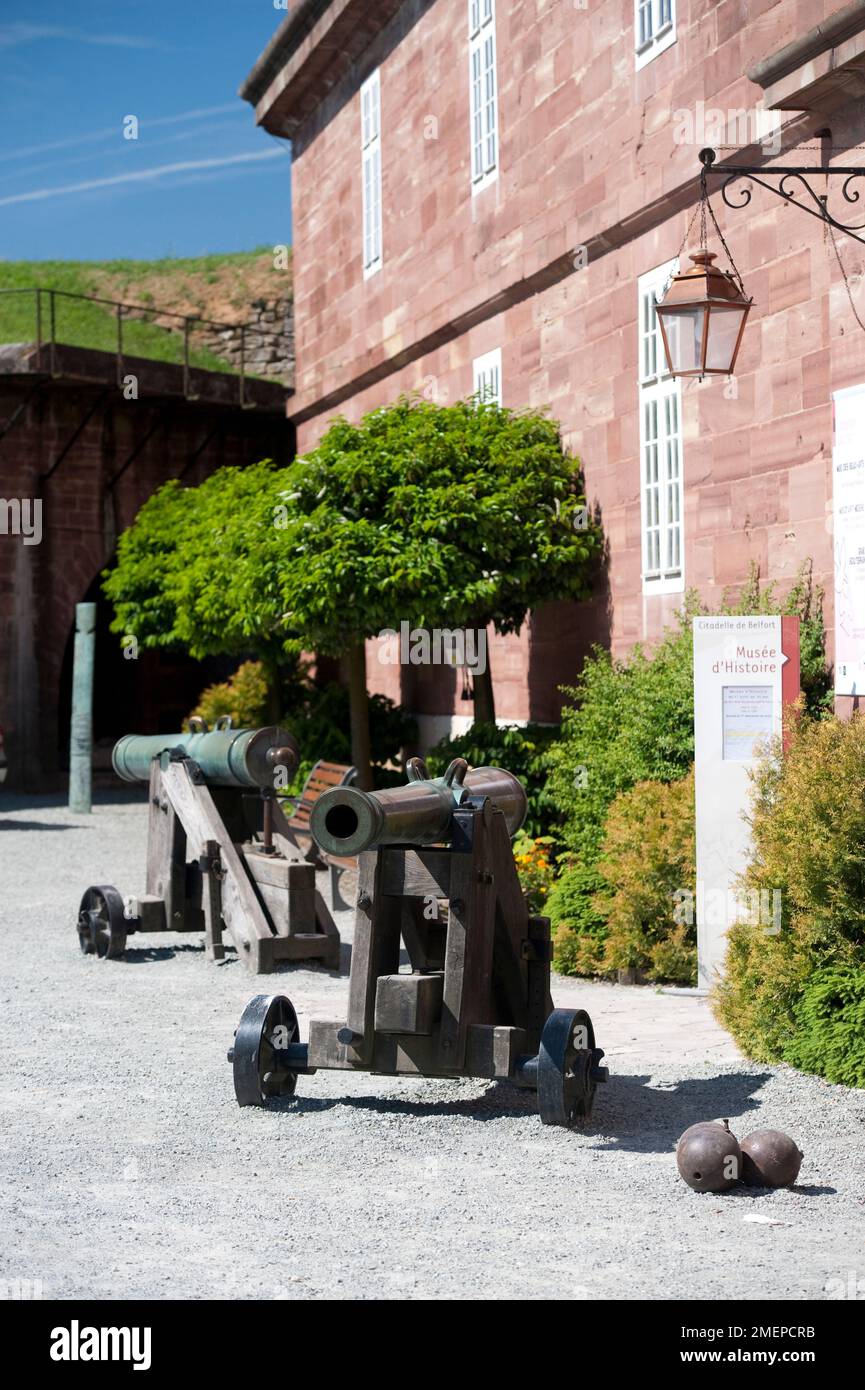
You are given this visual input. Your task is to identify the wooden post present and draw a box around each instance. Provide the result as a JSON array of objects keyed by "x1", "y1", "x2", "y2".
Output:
[{"x1": 68, "y1": 602, "x2": 96, "y2": 813}]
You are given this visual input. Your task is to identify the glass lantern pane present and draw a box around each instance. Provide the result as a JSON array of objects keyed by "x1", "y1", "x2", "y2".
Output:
[
  {"x1": 660, "y1": 306, "x2": 705, "y2": 374},
  {"x1": 705, "y1": 305, "x2": 747, "y2": 372}
]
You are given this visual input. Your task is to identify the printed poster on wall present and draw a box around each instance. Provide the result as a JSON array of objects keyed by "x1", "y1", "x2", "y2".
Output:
[
  {"x1": 721, "y1": 685, "x2": 774, "y2": 761},
  {"x1": 833, "y1": 383, "x2": 865, "y2": 696}
]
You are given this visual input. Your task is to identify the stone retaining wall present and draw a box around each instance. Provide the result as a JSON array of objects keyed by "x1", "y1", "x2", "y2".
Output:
[{"x1": 194, "y1": 297, "x2": 294, "y2": 385}]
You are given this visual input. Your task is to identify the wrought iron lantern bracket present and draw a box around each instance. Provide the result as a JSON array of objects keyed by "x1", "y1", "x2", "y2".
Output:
[{"x1": 699, "y1": 147, "x2": 865, "y2": 246}]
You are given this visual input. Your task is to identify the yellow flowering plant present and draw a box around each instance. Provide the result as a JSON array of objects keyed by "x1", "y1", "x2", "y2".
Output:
[{"x1": 512, "y1": 833, "x2": 557, "y2": 915}]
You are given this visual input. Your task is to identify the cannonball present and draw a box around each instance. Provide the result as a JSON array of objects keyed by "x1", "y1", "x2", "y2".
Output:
[
  {"x1": 676, "y1": 1119, "x2": 742, "y2": 1193},
  {"x1": 740, "y1": 1129, "x2": 803, "y2": 1188}
]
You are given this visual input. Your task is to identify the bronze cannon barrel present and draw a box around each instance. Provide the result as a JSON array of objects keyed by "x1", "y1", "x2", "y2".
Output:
[
  {"x1": 310, "y1": 758, "x2": 527, "y2": 857},
  {"x1": 112, "y1": 723, "x2": 300, "y2": 790}
]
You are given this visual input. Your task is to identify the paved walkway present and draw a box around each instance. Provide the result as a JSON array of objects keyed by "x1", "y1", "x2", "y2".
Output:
[
  {"x1": 553, "y1": 977, "x2": 743, "y2": 1063},
  {"x1": 0, "y1": 794, "x2": 860, "y2": 1302}
]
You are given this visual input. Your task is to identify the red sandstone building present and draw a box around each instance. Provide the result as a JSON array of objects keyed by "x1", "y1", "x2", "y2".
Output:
[{"x1": 243, "y1": 0, "x2": 863, "y2": 743}]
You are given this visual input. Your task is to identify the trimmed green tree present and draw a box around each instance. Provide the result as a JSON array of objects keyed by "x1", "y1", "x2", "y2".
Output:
[
  {"x1": 104, "y1": 397, "x2": 601, "y2": 789},
  {"x1": 104, "y1": 460, "x2": 293, "y2": 720},
  {"x1": 270, "y1": 397, "x2": 601, "y2": 785}
]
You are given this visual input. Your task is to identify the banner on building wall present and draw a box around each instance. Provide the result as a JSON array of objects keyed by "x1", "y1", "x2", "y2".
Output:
[{"x1": 833, "y1": 383, "x2": 865, "y2": 697}]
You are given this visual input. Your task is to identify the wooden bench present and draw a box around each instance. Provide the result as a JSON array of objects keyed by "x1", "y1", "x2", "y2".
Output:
[{"x1": 274, "y1": 761, "x2": 358, "y2": 911}]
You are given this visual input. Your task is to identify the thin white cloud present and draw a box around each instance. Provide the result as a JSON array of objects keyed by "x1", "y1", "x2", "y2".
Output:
[
  {"x1": 0, "y1": 149, "x2": 286, "y2": 208},
  {"x1": 0, "y1": 104, "x2": 241, "y2": 164},
  {"x1": 0, "y1": 117, "x2": 249, "y2": 186},
  {"x1": 0, "y1": 23, "x2": 164, "y2": 50}
]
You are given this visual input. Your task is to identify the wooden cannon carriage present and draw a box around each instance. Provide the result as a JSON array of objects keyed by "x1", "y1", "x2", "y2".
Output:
[
  {"x1": 229, "y1": 758, "x2": 608, "y2": 1126},
  {"x1": 76, "y1": 720, "x2": 340, "y2": 974}
]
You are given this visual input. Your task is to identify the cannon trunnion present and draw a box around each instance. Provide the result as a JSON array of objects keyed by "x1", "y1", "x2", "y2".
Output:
[
  {"x1": 76, "y1": 721, "x2": 340, "y2": 974},
  {"x1": 229, "y1": 760, "x2": 608, "y2": 1127}
]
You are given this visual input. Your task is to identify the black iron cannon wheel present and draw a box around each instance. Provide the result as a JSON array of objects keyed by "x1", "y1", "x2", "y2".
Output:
[
  {"x1": 537, "y1": 1007, "x2": 608, "y2": 1126},
  {"x1": 230, "y1": 994, "x2": 301, "y2": 1107},
  {"x1": 77, "y1": 885, "x2": 128, "y2": 960}
]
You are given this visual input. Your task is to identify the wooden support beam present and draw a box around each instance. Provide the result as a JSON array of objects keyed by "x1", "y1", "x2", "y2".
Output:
[
  {"x1": 345, "y1": 851, "x2": 401, "y2": 1061},
  {"x1": 313, "y1": 890, "x2": 341, "y2": 969},
  {"x1": 399, "y1": 896, "x2": 446, "y2": 973},
  {"x1": 161, "y1": 759, "x2": 274, "y2": 973},
  {"x1": 201, "y1": 838, "x2": 225, "y2": 962},
  {"x1": 380, "y1": 847, "x2": 451, "y2": 899},
  {"x1": 437, "y1": 804, "x2": 496, "y2": 1070},
  {"x1": 525, "y1": 915, "x2": 553, "y2": 1054},
  {"x1": 146, "y1": 763, "x2": 187, "y2": 931}
]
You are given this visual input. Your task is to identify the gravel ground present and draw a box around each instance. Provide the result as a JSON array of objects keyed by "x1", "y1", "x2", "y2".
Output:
[{"x1": 1, "y1": 792, "x2": 863, "y2": 1302}]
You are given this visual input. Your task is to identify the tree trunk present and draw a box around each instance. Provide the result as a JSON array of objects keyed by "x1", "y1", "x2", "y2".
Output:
[
  {"x1": 471, "y1": 633, "x2": 496, "y2": 725},
  {"x1": 346, "y1": 641, "x2": 373, "y2": 789}
]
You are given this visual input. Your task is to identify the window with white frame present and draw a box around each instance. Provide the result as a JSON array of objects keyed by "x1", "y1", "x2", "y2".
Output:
[
  {"x1": 361, "y1": 70, "x2": 382, "y2": 277},
  {"x1": 635, "y1": 0, "x2": 676, "y2": 69},
  {"x1": 469, "y1": 0, "x2": 498, "y2": 192},
  {"x1": 639, "y1": 262, "x2": 683, "y2": 592},
  {"x1": 473, "y1": 347, "x2": 502, "y2": 405}
]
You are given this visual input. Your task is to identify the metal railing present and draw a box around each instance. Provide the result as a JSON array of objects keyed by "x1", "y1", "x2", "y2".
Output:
[{"x1": 0, "y1": 285, "x2": 283, "y2": 406}]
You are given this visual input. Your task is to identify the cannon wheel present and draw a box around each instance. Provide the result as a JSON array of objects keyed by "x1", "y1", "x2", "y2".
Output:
[
  {"x1": 77, "y1": 885, "x2": 128, "y2": 960},
  {"x1": 537, "y1": 1007, "x2": 604, "y2": 1126},
  {"x1": 231, "y1": 994, "x2": 300, "y2": 1108}
]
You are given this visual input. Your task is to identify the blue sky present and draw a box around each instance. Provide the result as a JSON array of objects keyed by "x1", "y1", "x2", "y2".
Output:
[{"x1": 0, "y1": 1, "x2": 293, "y2": 261}]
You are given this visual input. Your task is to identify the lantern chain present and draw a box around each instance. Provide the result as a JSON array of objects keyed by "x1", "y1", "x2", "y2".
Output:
[
  {"x1": 704, "y1": 189, "x2": 748, "y2": 298},
  {"x1": 700, "y1": 168, "x2": 708, "y2": 258},
  {"x1": 660, "y1": 196, "x2": 702, "y2": 298},
  {"x1": 662, "y1": 168, "x2": 749, "y2": 299}
]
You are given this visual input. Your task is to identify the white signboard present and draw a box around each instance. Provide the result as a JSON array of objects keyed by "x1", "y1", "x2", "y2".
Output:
[
  {"x1": 693, "y1": 616, "x2": 797, "y2": 992},
  {"x1": 833, "y1": 383, "x2": 865, "y2": 696}
]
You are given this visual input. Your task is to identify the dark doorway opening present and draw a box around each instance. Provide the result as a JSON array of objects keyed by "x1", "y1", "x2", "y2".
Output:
[{"x1": 57, "y1": 572, "x2": 237, "y2": 778}]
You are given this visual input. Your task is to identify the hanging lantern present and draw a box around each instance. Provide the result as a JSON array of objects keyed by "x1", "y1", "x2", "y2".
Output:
[{"x1": 655, "y1": 249, "x2": 752, "y2": 379}]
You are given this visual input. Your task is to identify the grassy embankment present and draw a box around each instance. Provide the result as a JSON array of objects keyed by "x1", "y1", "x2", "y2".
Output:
[{"x1": 0, "y1": 249, "x2": 289, "y2": 375}]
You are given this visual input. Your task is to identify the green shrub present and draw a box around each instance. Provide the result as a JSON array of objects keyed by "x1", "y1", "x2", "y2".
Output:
[
  {"x1": 549, "y1": 775, "x2": 696, "y2": 983},
  {"x1": 192, "y1": 661, "x2": 271, "y2": 728},
  {"x1": 712, "y1": 921, "x2": 808, "y2": 1061},
  {"x1": 590, "y1": 772, "x2": 696, "y2": 984},
  {"x1": 426, "y1": 721, "x2": 561, "y2": 838},
  {"x1": 548, "y1": 610, "x2": 696, "y2": 863},
  {"x1": 512, "y1": 834, "x2": 557, "y2": 914},
  {"x1": 549, "y1": 562, "x2": 831, "y2": 975},
  {"x1": 714, "y1": 712, "x2": 865, "y2": 1078},
  {"x1": 190, "y1": 662, "x2": 416, "y2": 792},
  {"x1": 547, "y1": 614, "x2": 697, "y2": 973},
  {"x1": 784, "y1": 967, "x2": 865, "y2": 1088},
  {"x1": 547, "y1": 860, "x2": 608, "y2": 974}
]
